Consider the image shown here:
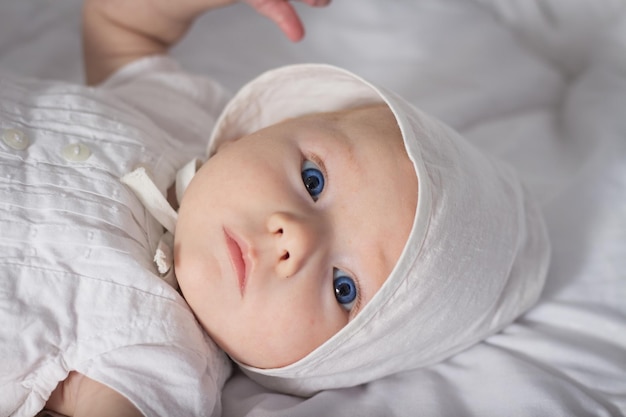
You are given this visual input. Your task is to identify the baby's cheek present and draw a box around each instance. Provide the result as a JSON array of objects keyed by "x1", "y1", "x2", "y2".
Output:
[{"x1": 278, "y1": 309, "x2": 342, "y2": 362}]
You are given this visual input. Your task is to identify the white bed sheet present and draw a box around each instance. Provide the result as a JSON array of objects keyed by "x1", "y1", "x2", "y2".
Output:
[{"x1": 1, "y1": 0, "x2": 624, "y2": 416}]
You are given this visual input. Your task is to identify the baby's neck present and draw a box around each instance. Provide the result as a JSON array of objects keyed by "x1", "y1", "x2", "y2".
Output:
[{"x1": 167, "y1": 183, "x2": 179, "y2": 211}]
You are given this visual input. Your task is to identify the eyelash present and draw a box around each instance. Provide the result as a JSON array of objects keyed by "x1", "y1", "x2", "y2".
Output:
[
  {"x1": 302, "y1": 152, "x2": 328, "y2": 191},
  {"x1": 345, "y1": 275, "x2": 363, "y2": 316}
]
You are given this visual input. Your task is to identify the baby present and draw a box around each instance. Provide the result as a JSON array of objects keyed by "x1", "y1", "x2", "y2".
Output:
[{"x1": 0, "y1": 0, "x2": 550, "y2": 416}]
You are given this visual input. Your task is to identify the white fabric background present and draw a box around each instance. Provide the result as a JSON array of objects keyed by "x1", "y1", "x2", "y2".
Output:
[{"x1": 0, "y1": 0, "x2": 624, "y2": 415}]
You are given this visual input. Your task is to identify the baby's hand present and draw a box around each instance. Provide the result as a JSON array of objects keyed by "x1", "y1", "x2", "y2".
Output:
[
  {"x1": 45, "y1": 372, "x2": 142, "y2": 417},
  {"x1": 243, "y1": 0, "x2": 331, "y2": 42},
  {"x1": 83, "y1": 0, "x2": 330, "y2": 85}
]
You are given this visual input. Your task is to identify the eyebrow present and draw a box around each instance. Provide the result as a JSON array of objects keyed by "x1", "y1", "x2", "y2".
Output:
[
  {"x1": 320, "y1": 123, "x2": 391, "y2": 321},
  {"x1": 338, "y1": 135, "x2": 359, "y2": 176}
]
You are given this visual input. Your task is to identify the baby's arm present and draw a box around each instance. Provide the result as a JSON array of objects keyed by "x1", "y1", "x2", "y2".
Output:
[
  {"x1": 45, "y1": 372, "x2": 142, "y2": 417},
  {"x1": 83, "y1": 0, "x2": 329, "y2": 85}
]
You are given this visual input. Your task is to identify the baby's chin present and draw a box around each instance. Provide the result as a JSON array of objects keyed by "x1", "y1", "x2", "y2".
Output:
[{"x1": 214, "y1": 332, "x2": 321, "y2": 370}]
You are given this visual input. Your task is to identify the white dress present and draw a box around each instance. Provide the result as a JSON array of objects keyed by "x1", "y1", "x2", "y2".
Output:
[{"x1": 0, "y1": 56, "x2": 232, "y2": 417}]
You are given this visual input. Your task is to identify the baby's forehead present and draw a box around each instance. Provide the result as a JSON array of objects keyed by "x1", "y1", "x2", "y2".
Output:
[
  {"x1": 286, "y1": 104, "x2": 414, "y2": 198},
  {"x1": 292, "y1": 104, "x2": 406, "y2": 149}
]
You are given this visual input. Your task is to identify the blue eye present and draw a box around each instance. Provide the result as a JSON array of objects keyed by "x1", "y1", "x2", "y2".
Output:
[
  {"x1": 301, "y1": 159, "x2": 325, "y2": 201},
  {"x1": 333, "y1": 269, "x2": 357, "y2": 311}
]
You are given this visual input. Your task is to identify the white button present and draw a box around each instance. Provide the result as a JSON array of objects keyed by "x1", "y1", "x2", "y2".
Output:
[
  {"x1": 2, "y1": 129, "x2": 30, "y2": 150},
  {"x1": 62, "y1": 143, "x2": 91, "y2": 162}
]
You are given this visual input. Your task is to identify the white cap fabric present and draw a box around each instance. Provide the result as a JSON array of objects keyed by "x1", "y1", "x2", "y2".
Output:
[{"x1": 206, "y1": 64, "x2": 551, "y2": 396}]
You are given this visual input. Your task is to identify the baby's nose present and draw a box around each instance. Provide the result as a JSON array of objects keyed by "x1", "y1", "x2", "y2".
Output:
[{"x1": 266, "y1": 212, "x2": 320, "y2": 278}]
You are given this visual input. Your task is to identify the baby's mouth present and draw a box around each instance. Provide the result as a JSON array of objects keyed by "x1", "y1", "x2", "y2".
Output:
[{"x1": 224, "y1": 228, "x2": 248, "y2": 297}]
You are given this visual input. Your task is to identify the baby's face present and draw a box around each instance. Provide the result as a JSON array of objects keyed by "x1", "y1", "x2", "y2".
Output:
[{"x1": 174, "y1": 104, "x2": 417, "y2": 368}]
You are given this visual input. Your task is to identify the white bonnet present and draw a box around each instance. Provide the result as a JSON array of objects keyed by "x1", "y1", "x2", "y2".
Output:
[{"x1": 206, "y1": 64, "x2": 550, "y2": 396}]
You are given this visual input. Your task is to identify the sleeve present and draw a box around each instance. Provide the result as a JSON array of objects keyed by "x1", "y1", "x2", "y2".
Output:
[{"x1": 99, "y1": 55, "x2": 232, "y2": 156}]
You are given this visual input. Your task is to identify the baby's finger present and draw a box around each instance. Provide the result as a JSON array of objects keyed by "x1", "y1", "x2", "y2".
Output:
[
  {"x1": 246, "y1": 0, "x2": 305, "y2": 42},
  {"x1": 298, "y1": 0, "x2": 331, "y2": 7}
]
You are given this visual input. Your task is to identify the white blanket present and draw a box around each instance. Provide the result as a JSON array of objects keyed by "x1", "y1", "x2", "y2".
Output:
[{"x1": 1, "y1": 0, "x2": 624, "y2": 415}]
